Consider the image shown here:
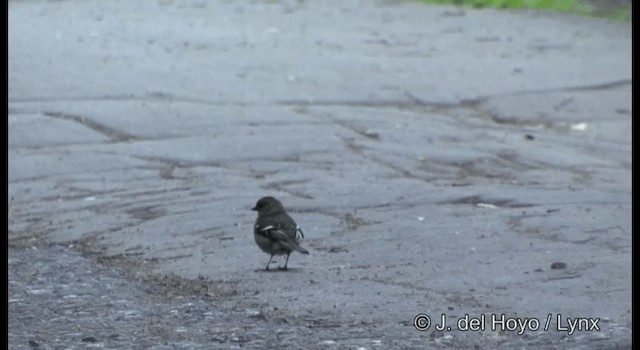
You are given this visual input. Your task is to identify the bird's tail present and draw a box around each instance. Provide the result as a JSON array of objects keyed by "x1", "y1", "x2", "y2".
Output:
[{"x1": 292, "y1": 243, "x2": 310, "y2": 255}]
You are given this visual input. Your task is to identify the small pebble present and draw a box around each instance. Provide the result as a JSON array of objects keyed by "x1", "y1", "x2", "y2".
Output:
[
  {"x1": 82, "y1": 336, "x2": 98, "y2": 343},
  {"x1": 550, "y1": 262, "x2": 567, "y2": 270}
]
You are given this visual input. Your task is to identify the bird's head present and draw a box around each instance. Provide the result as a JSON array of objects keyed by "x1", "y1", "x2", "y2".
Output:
[{"x1": 252, "y1": 196, "x2": 285, "y2": 215}]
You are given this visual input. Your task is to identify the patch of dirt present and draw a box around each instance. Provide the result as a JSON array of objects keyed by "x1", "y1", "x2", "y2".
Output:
[{"x1": 582, "y1": 0, "x2": 631, "y2": 17}]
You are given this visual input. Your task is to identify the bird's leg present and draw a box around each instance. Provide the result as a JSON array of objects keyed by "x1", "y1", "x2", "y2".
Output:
[
  {"x1": 280, "y1": 252, "x2": 291, "y2": 271},
  {"x1": 265, "y1": 255, "x2": 274, "y2": 271}
]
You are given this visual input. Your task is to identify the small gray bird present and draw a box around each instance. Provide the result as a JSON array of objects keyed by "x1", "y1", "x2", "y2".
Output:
[{"x1": 251, "y1": 196, "x2": 309, "y2": 271}]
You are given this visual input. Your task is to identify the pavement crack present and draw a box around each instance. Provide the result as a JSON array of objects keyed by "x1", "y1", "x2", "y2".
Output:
[
  {"x1": 129, "y1": 155, "x2": 227, "y2": 180},
  {"x1": 360, "y1": 276, "x2": 430, "y2": 292},
  {"x1": 461, "y1": 79, "x2": 632, "y2": 107},
  {"x1": 259, "y1": 180, "x2": 315, "y2": 199},
  {"x1": 342, "y1": 212, "x2": 375, "y2": 231},
  {"x1": 43, "y1": 111, "x2": 140, "y2": 142},
  {"x1": 278, "y1": 99, "x2": 435, "y2": 109},
  {"x1": 129, "y1": 155, "x2": 226, "y2": 169},
  {"x1": 279, "y1": 79, "x2": 630, "y2": 113},
  {"x1": 365, "y1": 154, "x2": 422, "y2": 180},
  {"x1": 439, "y1": 195, "x2": 534, "y2": 208},
  {"x1": 337, "y1": 135, "x2": 426, "y2": 181},
  {"x1": 11, "y1": 94, "x2": 253, "y2": 107},
  {"x1": 125, "y1": 206, "x2": 167, "y2": 221},
  {"x1": 326, "y1": 119, "x2": 382, "y2": 141}
]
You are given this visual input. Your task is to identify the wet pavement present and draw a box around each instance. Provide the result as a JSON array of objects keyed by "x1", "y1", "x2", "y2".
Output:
[{"x1": 9, "y1": 0, "x2": 631, "y2": 348}]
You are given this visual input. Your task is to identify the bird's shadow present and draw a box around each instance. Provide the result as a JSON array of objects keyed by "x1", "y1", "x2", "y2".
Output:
[{"x1": 254, "y1": 267, "x2": 303, "y2": 273}]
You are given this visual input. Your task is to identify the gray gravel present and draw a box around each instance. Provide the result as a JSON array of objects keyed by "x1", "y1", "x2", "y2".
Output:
[{"x1": 9, "y1": 0, "x2": 631, "y2": 349}]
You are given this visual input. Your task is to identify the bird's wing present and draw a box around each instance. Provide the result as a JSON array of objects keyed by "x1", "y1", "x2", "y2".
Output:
[{"x1": 256, "y1": 224, "x2": 295, "y2": 243}]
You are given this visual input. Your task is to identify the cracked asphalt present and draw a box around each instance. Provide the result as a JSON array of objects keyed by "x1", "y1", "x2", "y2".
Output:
[{"x1": 9, "y1": 0, "x2": 631, "y2": 349}]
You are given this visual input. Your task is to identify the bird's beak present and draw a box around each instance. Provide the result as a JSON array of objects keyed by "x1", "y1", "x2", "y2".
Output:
[{"x1": 251, "y1": 206, "x2": 257, "y2": 211}]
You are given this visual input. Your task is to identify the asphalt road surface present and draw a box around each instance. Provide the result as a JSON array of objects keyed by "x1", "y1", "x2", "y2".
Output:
[{"x1": 9, "y1": 0, "x2": 631, "y2": 349}]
